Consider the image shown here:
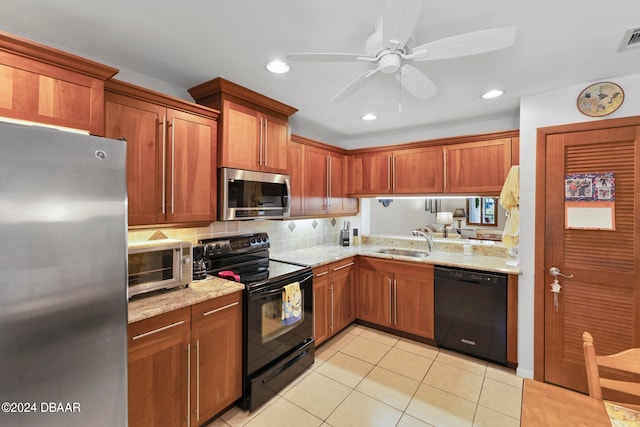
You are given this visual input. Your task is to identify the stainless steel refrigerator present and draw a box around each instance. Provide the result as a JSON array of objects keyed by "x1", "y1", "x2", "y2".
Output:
[{"x1": 0, "y1": 122, "x2": 128, "y2": 426}]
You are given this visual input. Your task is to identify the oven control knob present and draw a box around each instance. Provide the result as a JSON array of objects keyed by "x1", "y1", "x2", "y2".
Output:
[{"x1": 182, "y1": 257, "x2": 191, "y2": 264}]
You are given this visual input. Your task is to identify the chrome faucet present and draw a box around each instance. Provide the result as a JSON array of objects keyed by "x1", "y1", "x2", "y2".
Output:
[{"x1": 411, "y1": 229, "x2": 433, "y2": 252}]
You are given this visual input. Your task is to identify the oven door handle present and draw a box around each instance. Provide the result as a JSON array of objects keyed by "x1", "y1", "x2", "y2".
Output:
[{"x1": 249, "y1": 273, "x2": 313, "y2": 300}]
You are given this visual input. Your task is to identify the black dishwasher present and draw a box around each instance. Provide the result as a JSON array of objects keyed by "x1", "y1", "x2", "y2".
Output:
[{"x1": 434, "y1": 266, "x2": 507, "y2": 366}]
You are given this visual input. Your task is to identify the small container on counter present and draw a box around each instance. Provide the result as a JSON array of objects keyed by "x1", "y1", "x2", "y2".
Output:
[
  {"x1": 463, "y1": 243, "x2": 473, "y2": 256},
  {"x1": 352, "y1": 228, "x2": 359, "y2": 246}
]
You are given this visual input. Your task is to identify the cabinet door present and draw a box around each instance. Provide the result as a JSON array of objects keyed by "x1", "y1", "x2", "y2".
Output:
[
  {"x1": 303, "y1": 145, "x2": 329, "y2": 215},
  {"x1": 328, "y1": 152, "x2": 353, "y2": 215},
  {"x1": 166, "y1": 109, "x2": 216, "y2": 223},
  {"x1": 394, "y1": 264, "x2": 434, "y2": 339},
  {"x1": 330, "y1": 260, "x2": 355, "y2": 334},
  {"x1": 128, "y1": 308, "x2": 191, "y2": 427},
  {"x1": 105, "y1": 93, "x2": 165, "y2": 226},
  {"x1": 352, "y1": 151, "x2": 392, "y2": 194},
  {"x1": 262, "y1": 113, "x2": 288, "y2": 172},
  {"x1": 312, "y1": 267, "x2": 329, "y2": 346},
  {"x1": 287, "y1": 139, "x2": 304, "y2": 216},
  {"x1": 221, "y1": 100, "x2": 260, "y2": 170},
  {"x1": 394, "y1": 146, "x2": 444, "y2": 193},
  {"x1": 444, "y1": 138, "x2": 512, "y2": 193},
  {"x1": 357, "y1": 264, "x2": 393, "y2": 327},
  {"x1": 190, "y1": 292, "x2": 242, "y2": 426}
]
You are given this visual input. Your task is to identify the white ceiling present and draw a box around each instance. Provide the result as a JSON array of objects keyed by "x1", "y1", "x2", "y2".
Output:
[{"x1": 2, "y1": 0, "x2": 640, "y2": 148}]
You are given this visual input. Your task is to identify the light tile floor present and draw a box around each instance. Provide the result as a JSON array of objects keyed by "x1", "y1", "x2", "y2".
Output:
[{"x1": 209, "y1": 324, "x2": 523, "y2": 427}]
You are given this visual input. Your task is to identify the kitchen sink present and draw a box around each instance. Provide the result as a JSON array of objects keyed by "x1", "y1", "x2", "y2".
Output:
[{"x1": 376, "y1": 248, "x2": 430, "y2": 258}]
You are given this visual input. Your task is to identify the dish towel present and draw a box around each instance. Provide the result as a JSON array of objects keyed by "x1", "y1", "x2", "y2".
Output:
[
  {"x1": 282, "y1": 282, "x2": 302, "y2": 325},
  {"x1": 500, "y1": 165, "x2": 520, "y2": 255}
]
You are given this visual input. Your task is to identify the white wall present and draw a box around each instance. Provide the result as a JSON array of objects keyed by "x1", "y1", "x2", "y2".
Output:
[{"x1": 517, "y1": 72, "x2": 640, "y2": 379}]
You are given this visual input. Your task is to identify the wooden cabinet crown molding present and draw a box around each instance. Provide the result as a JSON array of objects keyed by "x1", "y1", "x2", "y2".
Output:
[
  {"x1": 347, "y1": 129, "x2": 519, "y2": 156},
  {"x1": 291, "y1": 134, "x2": 350, "y2": 155},
  {"x1": 105, "y1": 79, "x2": 219, "y2": 120},
  {"x1": 0, "y1": 31, "x2": 118, "y2": 80},
  {"x1": 188, "y1": 77, "x2": 297, "y2": 119}
]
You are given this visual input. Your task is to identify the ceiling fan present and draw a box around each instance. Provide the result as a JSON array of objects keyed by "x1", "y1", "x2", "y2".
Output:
[{"x1": 287, "y1": 0, "x2": 517, "y2": 104}]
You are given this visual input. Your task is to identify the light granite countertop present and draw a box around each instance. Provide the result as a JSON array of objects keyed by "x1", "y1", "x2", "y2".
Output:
[
  {"x1": 129, "y1": 234, "x2": 518, "y2": 324},
  {"x1": 128, "y1": 276, "x2": 244, "y2": 324},
  {"x1": 272, "y1": 235, "x2": 520, "y2": 275}
]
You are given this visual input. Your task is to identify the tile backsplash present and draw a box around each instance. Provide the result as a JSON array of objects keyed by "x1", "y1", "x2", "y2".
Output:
[{"x1": 128, "y1": 216, "x2": 360, "y2": 255}]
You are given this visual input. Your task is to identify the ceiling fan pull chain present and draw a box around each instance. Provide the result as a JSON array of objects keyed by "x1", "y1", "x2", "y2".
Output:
[{"x1": 398, "y1": 71, "x2": 403, "y2": 114}]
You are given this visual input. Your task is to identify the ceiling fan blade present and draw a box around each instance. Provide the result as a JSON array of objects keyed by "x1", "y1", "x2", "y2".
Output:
[
  {"x1": 382, "y1": 0, "x2": 423, "y2": 50},
  {"x1": 397, "y1": 64, "x2": 437, "y2": 100},
  {"x1": 411, "y1": 26, "x2": 517, "y2": 61},
  {"x1": 330, "y1": 67, "x2": 381, "y2": 103},
  {"x1": 287, "y1": 52, "x2": 375, "y2": 62}
]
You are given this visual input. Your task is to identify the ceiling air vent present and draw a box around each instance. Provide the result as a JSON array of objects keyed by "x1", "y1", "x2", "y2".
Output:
[{"x1": 618, "y1": 27, "x2": 640, "y2": 52}]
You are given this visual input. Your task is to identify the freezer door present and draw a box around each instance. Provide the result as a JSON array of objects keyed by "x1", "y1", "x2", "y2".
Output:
[{"x1": 0, "y1": 122, "x2": 128, "y2": 427}]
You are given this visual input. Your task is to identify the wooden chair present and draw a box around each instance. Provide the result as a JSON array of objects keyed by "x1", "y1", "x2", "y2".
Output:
[{"x1": 583, "y1": 331, "x2": 640, "y2": 408}]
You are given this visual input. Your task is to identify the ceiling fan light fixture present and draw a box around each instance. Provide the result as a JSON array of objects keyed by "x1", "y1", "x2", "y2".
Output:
[
  {"x1": 361, "y1": 113, "x2": 378, "y2": 121},
  {"x1": 481, "y1": 89, "x2": 504, "y2": 99},
  {"x1": 265, "y1": 59, "x2": 290, "y2": 74}
]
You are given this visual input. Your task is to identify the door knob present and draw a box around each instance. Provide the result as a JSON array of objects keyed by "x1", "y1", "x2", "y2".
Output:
[{"x1": 549, "y1": 266, "x2": 573, "y2": 279}]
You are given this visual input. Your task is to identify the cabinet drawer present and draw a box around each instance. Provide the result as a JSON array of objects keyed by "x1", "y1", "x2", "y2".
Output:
[
  {"x1": 128, "y1": 307, "x2": 191, "y2": 352},
  {"x1": 191, "y1": 291, "x2": 242, "y2": 327}
]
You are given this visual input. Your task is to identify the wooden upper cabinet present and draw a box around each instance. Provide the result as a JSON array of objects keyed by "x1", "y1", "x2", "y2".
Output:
[
  {"x1": 394, "y1": 146, "x2": 444, "y2": 194},
  {"x1": 350, "y1": 131, "x2": 518, "y2": 196},
  {"x1": 287, "y1": 138, "x2": 305, "y2": 216},
  {"x1": 351, "y1": 151, "x2": 393, "y2": 194},
  {"x1": 188, "y1": 77, "x2": 297, "y2": 173},
  {"x1": 444, "y1": 138, "x2": 512, "y2": 193},
  {"x1": 351, "y1": 146, "x2": 444, "y2": 195},
  {"x1": 0, "y1": 31, "x2": 118, "y2": 135},
  {"x1": 105, "y1": 80, "x2": 219, "y2": 226}
]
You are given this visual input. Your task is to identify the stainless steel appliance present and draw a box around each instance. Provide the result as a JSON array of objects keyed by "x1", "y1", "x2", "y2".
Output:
[
  {"x1": 0, "y1": 122, "x2": 127, "y2": 426},
  {"x1": 434, "y1": 266, "x2": 508, "y2": 366},
  {"x1": 218, "y1": 168, "x2": 291, "y2": 220},
  {"x1": 196, "y1": 233, "x2": 313, "y2": 411},
  {"x1": 127, "y1": 239, "x2": 192, "y2": 298}
]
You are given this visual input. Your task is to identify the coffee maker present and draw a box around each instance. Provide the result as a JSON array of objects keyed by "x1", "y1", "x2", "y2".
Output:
[{"x1": 192, "y1": 245, "x2": 208, "y2": 280}]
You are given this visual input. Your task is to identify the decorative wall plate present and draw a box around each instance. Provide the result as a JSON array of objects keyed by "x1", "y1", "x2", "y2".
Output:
[{"x1": 577, "y1": 81, "x2": 624, "y2": 117}]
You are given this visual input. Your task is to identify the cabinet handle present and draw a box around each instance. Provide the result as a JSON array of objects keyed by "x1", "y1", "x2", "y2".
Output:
[
  {"x1": 132, "y1": 320, "x2": 185, "y2": 340},
  {"x1": 315, "y1": 271, "x2": 329, "y2": 277},
  {"x1": 170, "y1": 118, "x2": 175, "y2": 214},
  {"x1": 393, "y1": 279, "x2": 398, "y2": 326},
  {"x1": 264, "y1": 118, "x2": 268, "y2": 166},
  {"x1": 333, "y1": 262, "x2": 354, "y2": 272},
  {"x1": 443, "y1": 148, "x2": 447, "y2": 190},
  {"x1": 186, "y1": 343, "x2": 191, "y2": 425},
  {"x1": 330, "y1": 284, "x2": 334, "y2": 333},
  {"x1": 259, "y1": 117, "x2": 264, "y2": 166},
  {"x1": 393, "y1": 155, "x2": 397, "y2": 192},
  {"x1": 387, "y1": 155, "x2": 392, "y2": 190},
  {"x1": 196, "y1": 339, "x2": 200, "y2": 422},
  {"x1": 202, "y1": 301, "x2": 239, "y2": 317},
  {"x1": 161, "y1": 116, "x2": 167, "y2": 214},
  {"x1": 388, "y1": 279, "x2": 393, "y2": 324}
]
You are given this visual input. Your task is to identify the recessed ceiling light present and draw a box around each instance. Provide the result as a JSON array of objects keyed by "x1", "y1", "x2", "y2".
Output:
[
  {"x1": 481, "y1": 89, "x2": 504, "y2": 99},
  {"x1": 361, "y1": 113, "x2": 378, "y2": 121},
  {"x1": 265, "y1": 59, "x2": 290, "y2": 74}
]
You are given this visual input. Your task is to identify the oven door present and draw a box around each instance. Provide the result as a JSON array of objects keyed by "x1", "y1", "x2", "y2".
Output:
[
  {"x1": 128, "y1": 245, "x2": 182, "y2": 298},
  {"x1": 245, "y1": 270, "x2": 313, "y2": 375}
]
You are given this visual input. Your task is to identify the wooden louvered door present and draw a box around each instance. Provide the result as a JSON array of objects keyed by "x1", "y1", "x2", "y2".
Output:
[{"x1": 543, "y1": 123, "x2": 640, "y2": 393}]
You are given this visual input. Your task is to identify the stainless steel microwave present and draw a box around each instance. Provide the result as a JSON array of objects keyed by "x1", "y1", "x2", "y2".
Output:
[
  {"x1": 127, "y1": 240, "x2": 192, "y2": 298},
  {"x1": 219, "y1": 168, "x2": 291, "y2": 220}
]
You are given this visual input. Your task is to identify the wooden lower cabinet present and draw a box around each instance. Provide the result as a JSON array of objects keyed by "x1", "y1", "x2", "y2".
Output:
[
  {"x1": 128, "y1": 307, "x2": 191, "y2": 427},
  {"x1": 357, "y1": 257, "x2": 434, "y2": 339},
  {"x1": 190, "y1": 292, "x2": 242, "y2": 426},
  {"x1": 128, "y1": 291, "x2": 242, "y2": 427},
  {"x1": 313, "y1": 258, "x2": 356, "y2": 346}
]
